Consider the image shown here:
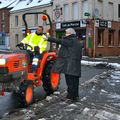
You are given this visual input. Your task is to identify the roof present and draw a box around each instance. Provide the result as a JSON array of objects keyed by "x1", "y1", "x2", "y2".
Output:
[
  {"x1": 10, "y1": 0, "x2": 52, "y2": 12},
  {"x1": 0, "y1": 0, "x2": 52, "y2": 10},
  {"x1": 8, "y1": 0, "x2": 20, "y2": 8},
  {"x1": 0, "y1": 0, "x2": 16, "y2": 9}
]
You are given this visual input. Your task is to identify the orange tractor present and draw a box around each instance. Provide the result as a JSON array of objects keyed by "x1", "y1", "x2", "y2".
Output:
[{"x1": 0, "y1": 12, "x2": 60, "y2": 107}]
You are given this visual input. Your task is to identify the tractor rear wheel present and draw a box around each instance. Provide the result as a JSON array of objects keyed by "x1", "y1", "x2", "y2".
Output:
[
  {"x1": 42, "y1": 60, "x2": 60, "y2": 95},
  {"x1": 19, "y1": 81, "x2": 33, "y2": 107}
]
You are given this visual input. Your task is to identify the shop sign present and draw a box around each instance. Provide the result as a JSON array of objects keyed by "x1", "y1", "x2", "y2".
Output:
[
  {"x1": 95, "y1": 20, "x2": 99, "y2": 27},
  {"x1": 80, "y1": 20, "x2": 87, "y2": 27},
  {"x1": 95, "y1": 20, "x2": 112, "y2": 28},
  {"x1": 54, "y1": 8, "x2": 61, "y2": 19},
  {"x1": 21, "y1": 27, "x2": 37, "y2": 33},
  {"x1": 56, "y1": 23, "x2": 61, "y2": 29},
  {"x1": 61, "y1": 21, "x2": 80, "y2": 29},
  {"x1": 108, "y1": 21, "x2": 112, "y2": 28},
  {"x1": 99, "y1": 20, "x2": 108, "y2": 28}
]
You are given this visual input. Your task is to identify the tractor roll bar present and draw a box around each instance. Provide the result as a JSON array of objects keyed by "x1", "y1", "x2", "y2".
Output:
[{"x1": 22, "y1": 12, "x2": 53, "y2": 36}]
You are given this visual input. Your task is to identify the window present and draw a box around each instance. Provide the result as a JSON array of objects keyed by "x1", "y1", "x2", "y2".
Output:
[
  {"x1": 118, "y1": 4, "x2": 120, "y2": 18},
  {"x1": 1, "y1": 24, "x2": 5, "y2": 32},
  {"x1": 2, "y1": 12, "x2": 5, "y2": 20},
  {"x1": 15, "y1": 34, "x2": 19, "y2": 45},
  {"x1": 15, "y1": 16, "x2": 18, "y2": 26},
  {"x1": 97, "y1": 0, "x2": 103, "y2": 18},
  {"x1": 35, "y1": 14, "x2": 38, "y2": 25},
  {"x1": 108, "y1": 30, "x2": 114, "y2": 46},
  {"x1": 108, "y1": 2, "x2": 114, "y2": 20},
  {"x1": 118, "y1": 30, "x2": 120, "y2": 46},
  {"x1": 64, "y1": 4, "x2": 69, "y2": 21},
  {"x1": 82, "y1": 0, "x2": 88, "y2": 18},
  {"x1": 72, "y1": 2, "x2": 79, "y2": 20},
  {"x1": 0, "y1": 34, "x2": 5, "y2": 45},
  {"x1": 97, "y1": 29, "x2": 104, "y2": 46}
]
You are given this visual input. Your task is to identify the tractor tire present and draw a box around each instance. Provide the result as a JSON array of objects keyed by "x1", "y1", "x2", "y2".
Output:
[
  {"x1": 42, "y1": 60, "x2": 60, "y2": 95},
  {"x1": 18, "y1": 81, "x2": 34, "y2": 107}
]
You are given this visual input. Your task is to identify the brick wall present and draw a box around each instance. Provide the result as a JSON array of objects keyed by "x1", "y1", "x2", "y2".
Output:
[{"x1": 0, "y1": 8, "x2": 10, "y2": 33}]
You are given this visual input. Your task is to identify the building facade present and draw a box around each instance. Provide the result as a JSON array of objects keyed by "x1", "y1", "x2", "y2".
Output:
[
  {"x1": 10, "y1": 0, "x2": 53, "y2": 50},
  {"x1": 52, "y1": 0, "x2": 120, "y2": 57},
  {"x1": 0, "y1": 8, "x2": 10, "y2": 49}
]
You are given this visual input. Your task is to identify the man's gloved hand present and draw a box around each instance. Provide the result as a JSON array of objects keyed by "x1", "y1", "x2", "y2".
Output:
[
  {"x1": 34, "y1": 46, "x2": 40, "y2": 55},
  {"x1": 43, "y1": 35, "x2": 48, "y2": 40},
  {"x1": 16, "y1": 43, "x2": 24, "y2": 47}
]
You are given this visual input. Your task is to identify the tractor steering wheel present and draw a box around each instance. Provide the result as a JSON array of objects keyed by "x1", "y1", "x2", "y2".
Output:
[{"x1": 16, "y1": 43, "x2": 33, "y2": 51}]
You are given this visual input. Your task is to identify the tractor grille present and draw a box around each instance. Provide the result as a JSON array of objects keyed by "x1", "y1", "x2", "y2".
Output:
[
  {"x1": 14, "y1": 61, "x2": 19, "y2": 68},
  {"x1": 0, "y1": 67, "x2": 8, "y2": 74}
]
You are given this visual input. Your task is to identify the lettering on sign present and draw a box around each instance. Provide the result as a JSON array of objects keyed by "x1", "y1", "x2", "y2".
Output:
[{"x1": 61, "y1": 21, "x2": 80, "y2": 28}]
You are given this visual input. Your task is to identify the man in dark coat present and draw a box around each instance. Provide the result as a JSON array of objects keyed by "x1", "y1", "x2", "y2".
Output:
[{"x1": 46, "y1": 28, "x2": 82, "y2": 101}]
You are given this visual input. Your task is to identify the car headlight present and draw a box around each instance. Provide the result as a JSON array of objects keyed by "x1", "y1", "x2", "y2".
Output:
[{"x1": 0, "y1": 59, "x2": 7, "y2": 65}]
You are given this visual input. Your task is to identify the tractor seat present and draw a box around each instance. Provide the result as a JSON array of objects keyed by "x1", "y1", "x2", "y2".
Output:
[{"x1": 13, "y1": 50, "x2": 32, "y2": 64}]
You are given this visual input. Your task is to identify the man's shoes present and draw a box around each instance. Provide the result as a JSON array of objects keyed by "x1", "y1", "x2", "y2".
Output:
[{"x1": 67, "y1": 95, "x2": 79, "y2": 102}]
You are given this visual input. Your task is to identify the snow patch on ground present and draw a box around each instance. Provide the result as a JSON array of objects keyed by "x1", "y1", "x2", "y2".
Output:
[
  {"x1": 45, "y1": 96, "x2": 53, "y2": 101},
  {"x1": 108, "y1": 94, "x2": 120, "y2": 99},
  {"x1": 81, "y1": 60, "x2": 120, "y2": 69},
  {"x1": 38, "y1": 118, "x2": 46, "y2": 120}
]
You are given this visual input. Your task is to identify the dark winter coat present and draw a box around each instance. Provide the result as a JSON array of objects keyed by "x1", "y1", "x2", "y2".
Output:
[{"x1": 48, "y1": 34, "x2": 82, "y2": 77}]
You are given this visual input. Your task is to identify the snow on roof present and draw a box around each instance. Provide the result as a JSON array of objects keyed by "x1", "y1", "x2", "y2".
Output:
[
  {"x1": 0, "y1": 0, "x2": 16, "y2": 9},
  {"x1": 8, "y1": 0, "x2": 20, "y2": 8},
  {"x1": 10, "y1": 0, "x2": 52, "y2": 12},
  {"x1": 27, "y1": 0, "x2": 52, "y2": 8},
  {"x1": 10, "y1": 0, "x2": 30, "y2": 11}
]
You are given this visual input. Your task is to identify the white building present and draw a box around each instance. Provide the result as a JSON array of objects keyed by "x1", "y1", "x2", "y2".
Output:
[
  {"x1": 10, "y1": 0, "x2": 53, "y2": 50},
  {"x1": 52, "y1": 0, "x2": 120, "y2": 57}
]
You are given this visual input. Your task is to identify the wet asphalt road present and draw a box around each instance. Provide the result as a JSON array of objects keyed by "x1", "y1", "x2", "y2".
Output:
[{"x1": 0, "y1": 66, "x2": 107, "y2": 118}]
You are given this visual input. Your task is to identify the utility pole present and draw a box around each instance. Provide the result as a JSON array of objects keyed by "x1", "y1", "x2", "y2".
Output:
[
  {"x1": 93, "y1": 0, "x2": 96, "y2": 58},
  {"x1": 93, "y1": 17, "x2": 96, "y2": 58}
]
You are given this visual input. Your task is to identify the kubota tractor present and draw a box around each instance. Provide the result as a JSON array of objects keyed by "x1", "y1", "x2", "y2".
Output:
[{"x1": 0, "y1": 12, "x2": 60, "y2": 107}]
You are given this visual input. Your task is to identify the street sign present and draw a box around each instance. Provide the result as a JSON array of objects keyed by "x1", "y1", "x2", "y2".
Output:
[
  {"x1": 56, "y1": 23, "x2": 61, "y2": 29},
  {"x1": 84, "y1": 12, "x2": 90, "y2": 17}
]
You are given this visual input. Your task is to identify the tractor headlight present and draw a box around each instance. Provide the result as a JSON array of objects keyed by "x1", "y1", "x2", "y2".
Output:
[{"x1": 0, "y1": 59, "x2": 7, "y2": 65}]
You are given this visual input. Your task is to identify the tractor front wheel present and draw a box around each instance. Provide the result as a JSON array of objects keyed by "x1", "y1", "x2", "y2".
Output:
[{"x1": 19, "y1": 81, "x2": 33, "y2": 107}]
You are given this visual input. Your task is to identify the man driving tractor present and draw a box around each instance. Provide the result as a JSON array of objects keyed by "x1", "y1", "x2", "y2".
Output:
[{"x1": 18, "y1": 26, "x2": 48, "y2": 72}]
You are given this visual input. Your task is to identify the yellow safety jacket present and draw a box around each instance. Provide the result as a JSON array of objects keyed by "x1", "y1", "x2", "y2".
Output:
[{"x1": 21, "y1": 33, "x2": 48, "y2": 53}]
